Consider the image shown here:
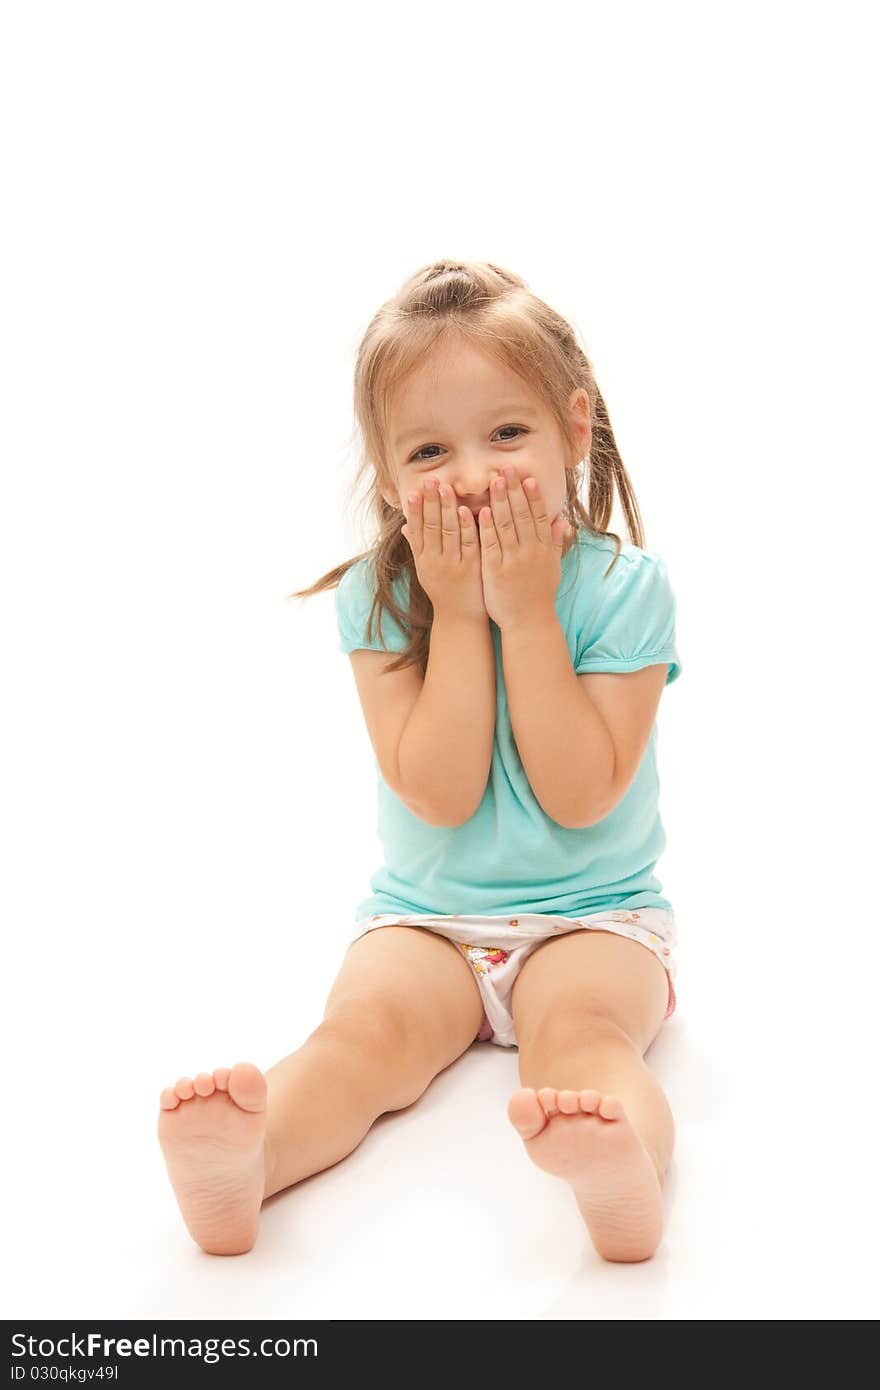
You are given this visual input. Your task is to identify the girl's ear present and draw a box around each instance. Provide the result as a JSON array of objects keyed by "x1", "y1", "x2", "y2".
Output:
[{"x1": 568, "y1": 388, "x2": 592, "y2": 457}]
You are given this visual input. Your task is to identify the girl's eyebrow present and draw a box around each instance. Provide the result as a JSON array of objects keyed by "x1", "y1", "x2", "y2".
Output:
[{"x1": 394, "y1": 403, "x2": 540, "y2": 449}]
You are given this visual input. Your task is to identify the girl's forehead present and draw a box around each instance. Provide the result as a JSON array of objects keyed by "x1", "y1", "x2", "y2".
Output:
[{"x1": 391, "y1": 347, "x2": 542, "y2": 419}]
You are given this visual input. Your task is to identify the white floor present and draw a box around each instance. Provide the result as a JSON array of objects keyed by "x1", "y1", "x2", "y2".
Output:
[
  {"x1": 7, "y1": 629, "x2": 879, "y2": 1320},
  {"x1": 7, "y1": 922, "x2": 878, "y2": 1321}
]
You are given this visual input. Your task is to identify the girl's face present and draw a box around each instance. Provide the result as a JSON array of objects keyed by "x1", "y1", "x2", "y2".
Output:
[{"x1": 382, "y1": 339, "x2": 591, "y2": 527}]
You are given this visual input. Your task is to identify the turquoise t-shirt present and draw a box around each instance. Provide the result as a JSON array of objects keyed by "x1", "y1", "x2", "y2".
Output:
[{"x1": 336, "y1": 529, "x2": 682, "y2": 922}]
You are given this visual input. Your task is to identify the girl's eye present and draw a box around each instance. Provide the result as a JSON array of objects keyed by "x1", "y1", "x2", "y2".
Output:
[{"x1": 409, "y1": 426, "x2": 528, "y2": 463}]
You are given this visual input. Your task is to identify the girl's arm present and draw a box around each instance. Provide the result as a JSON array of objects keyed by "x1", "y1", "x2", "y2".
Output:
[
  {"x1": 500, "y1": 611, "x2": 613, "y2": 828},
  {"x1": 397, "y1": 610, "x2": 495, "y2": 827}
]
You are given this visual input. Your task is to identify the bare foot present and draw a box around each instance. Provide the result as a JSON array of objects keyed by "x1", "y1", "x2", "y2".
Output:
[
  {"x1": 507, "y1": 1086, "x2": 664, "y2": 1262},
  {"x1": 158, "y1": 1062, "x2": 267, "y2": 1255}
]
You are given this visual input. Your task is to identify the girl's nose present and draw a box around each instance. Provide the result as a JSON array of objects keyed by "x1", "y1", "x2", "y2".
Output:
[{"x1": 455, "y1": 472, "x2": 498, "y2": 508}]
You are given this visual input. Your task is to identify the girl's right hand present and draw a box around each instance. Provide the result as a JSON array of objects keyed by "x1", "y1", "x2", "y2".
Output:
[{"x1": 400, "y1": 478, "x2": 487, "y2": 623}]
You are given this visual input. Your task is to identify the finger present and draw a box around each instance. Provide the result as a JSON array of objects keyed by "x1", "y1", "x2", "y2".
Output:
[
  {"x1": 458, "y1": 504, "x2": 480, "y2": 556},
  {"x1": 489, "y1": 472, "x2": 517, "y2": 553},
  {"x1": 501, "y1": 466, "x2": 532, "y2": 541},
  {"x1": 523, "y1": 476, "x2": 551, "y2": 543},
  {"x1": 438, "y1": 483, "x2": 461, "y2": 561},
  {"x1": 402, "y1": 490, "x2": 423, "y2": 552},
  {"x1": 422, "y1": 477, "x2": 442, "y2": 554},
  {"x1": 478, "y1": 505, "x2": 500, "y2": 559}
]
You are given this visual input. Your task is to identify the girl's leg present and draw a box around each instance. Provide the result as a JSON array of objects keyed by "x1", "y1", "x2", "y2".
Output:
[
  {"x1": 158, "y1": 925, "x2": 484, "y2": 1255},
  {"x1": 263, "y1": 923, "x2": 485, "y2": 1196},
  {"x1": 506, "y1": 928, "x2": 673, "y2": 1263}
]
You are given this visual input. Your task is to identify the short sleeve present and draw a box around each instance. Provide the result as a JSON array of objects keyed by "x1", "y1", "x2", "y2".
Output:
[
  {"x1": 574, "y1": 549, "x2": 682, "y2": 686},
  {"x1": 336, "y1": 556, "x2": 410, "y2": 655}
]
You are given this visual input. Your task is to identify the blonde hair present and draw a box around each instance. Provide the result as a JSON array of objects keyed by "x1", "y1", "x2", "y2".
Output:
[{"x1": 288, "y1": 258, "x2": 646, "y2": 676}]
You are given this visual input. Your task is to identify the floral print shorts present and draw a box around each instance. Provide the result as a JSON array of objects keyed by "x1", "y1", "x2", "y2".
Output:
[{"x1": 348, "y1": 907, "x2": 677, "y2": 1049}]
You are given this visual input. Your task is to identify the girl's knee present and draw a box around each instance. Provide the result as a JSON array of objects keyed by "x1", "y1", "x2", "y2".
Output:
[
  {"x1": 316, "y1": 1000, "x2": 439, "y2": 1110},
  {"x1": 517, "y1": 1006, "x2": 637, "y2": 1057}
]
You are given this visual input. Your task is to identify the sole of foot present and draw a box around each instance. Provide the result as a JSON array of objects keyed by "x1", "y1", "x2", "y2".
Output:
[
  {"x1": 157, "y1": 1061, "x2": 267, "y2": 1256},
  {"x1": 507, "y1": 1086, "x2": 664, "y2": 1262}
]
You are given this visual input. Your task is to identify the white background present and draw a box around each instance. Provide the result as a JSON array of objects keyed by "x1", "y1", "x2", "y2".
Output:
[{"x1": 2, "y1": 0, "x2": 877, "y2": 1321}]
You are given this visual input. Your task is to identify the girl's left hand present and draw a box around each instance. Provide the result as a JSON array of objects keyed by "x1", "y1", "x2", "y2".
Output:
[{"x1": 479, "y1": 466, "x2": 570, "y2": 631}]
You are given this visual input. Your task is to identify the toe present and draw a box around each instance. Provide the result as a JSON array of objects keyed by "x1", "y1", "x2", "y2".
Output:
[
  {"x1": 213, "y1": 1067, "x2": 231, "y2": 1091},
  {"x1": 579, "y1": 1089, "x2": 601, "y2": 1113},
  {"x1": 159, "y1": 1087, "x2": 180, "y2": 1110},
  {"x1": 507, "y1": 1088, "x2": 549, "y2": 1139},
  {"x1": 557, "y1": 1090, "x2": 580, "y2": 1115},
  {"x1": 598, "y1": 1094, "x2": 625, "y2": 1121},
  {"x1": 227, "y1": 1062, "x2": 267, "y2": 1113},
  {"x1": 174, "y1": 1077, "x2": 195, "y2": 1101},
  {"x1": 537, "y1": 1087, "x2": 560, "y2": 1117},
  {"x1": 193, "y1": 1072, "x2": 215, "y2": 1097}
]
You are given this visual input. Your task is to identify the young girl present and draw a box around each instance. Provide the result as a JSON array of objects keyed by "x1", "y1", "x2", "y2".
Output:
[{"x1": 157, "y1": 259, "x2": 683, "y2": 1265}]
